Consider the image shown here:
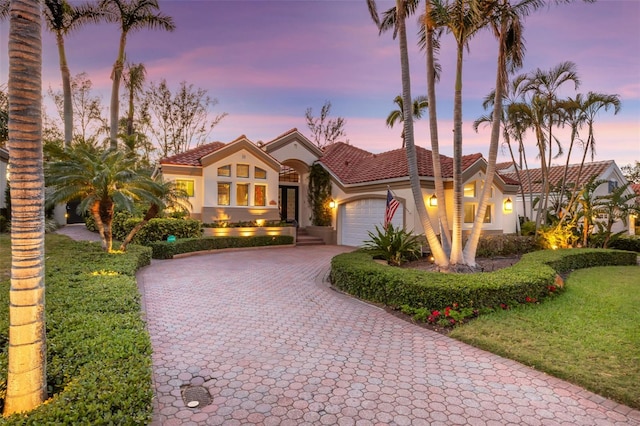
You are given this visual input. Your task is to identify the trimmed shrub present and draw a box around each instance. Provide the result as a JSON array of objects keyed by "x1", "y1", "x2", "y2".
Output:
[
  {"x1": 0, "y1": 235, "x2": 153, "y2": 424},
  {"x1": 149, "y1": 235, "x2": 294, "y2": 259},
  {"x1": 608, "y1": 235, "x2": 640, "y2": 253},
  {"x1": 0, "y1": 215, "x2": 7, "y2": 233},
  {"x1": 117, "y1": 217, "x2": 201, "y2": 245},
  {"x1": 475, "y1": 234, "x2": 538, "y2": 257},
  {"x1": 331, "y1": 248, "x2": 637, "y2": 316}
]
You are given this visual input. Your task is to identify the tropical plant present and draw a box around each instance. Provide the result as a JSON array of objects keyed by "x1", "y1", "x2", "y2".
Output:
[
  {"x1": 118, "y1": 175, "x2": 192, "y2": 251},
  {"x1": 593, "y1": 182, "x2": 638, "y2": 248},
  {"x1": 45, "y1": 144, "x2": 162, "y2": 251},
  {"x1": 100, "y1": 0, "x2": 175, "y2": 150},
  {"x1": 4, "y1": 0, "x2": 47, "y2": 414},
  {"x1": 386, "y1": 94, "x2": 428, "y2": 146},
  {"x1": 307, "y1": 162, "x2": 332, "y2": 226},
  {"x1": 363, "y1": 223, "x2": 422, "y2": 266}
]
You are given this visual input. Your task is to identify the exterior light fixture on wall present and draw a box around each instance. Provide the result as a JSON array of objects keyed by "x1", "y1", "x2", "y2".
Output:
[
  {"x1": 329, "y1": 200, "x2": 336, "y2": 209},
  {"x1": 429, "y1": 194, "x2": 438, "y2": 207},
  {"x1": 504, "y1": 197, "x2": 513, "y2": 212}
]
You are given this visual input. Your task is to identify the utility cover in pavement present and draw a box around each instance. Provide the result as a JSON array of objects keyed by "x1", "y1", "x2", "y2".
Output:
[{"x1": 182, "y1": 385, "x2": 211, "y2": 408}]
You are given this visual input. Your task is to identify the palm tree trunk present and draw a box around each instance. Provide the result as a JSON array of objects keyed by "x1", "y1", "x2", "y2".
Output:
[
  {"x1": 396, "y1": 0, "x2": 448, "y2": 267},
  {"x1": 56, "y1": 32, "x2": 73, "y2": 148},
  {"x1": 424, "y1": 1, "x2": 452, "y2": 256},
  {"x1": 463, "y1": 13, "x2": 507, "y2": 266},
  {"x1": 119, "y1": 204, "x2": 159, "y2": 251},
  {"x1": 450, "y1": 41, "x2": 465, "y2": 265},
  {"x1": 109, "y1": 33, "x2": 127, "y2": 151},
  {"x1": 4, "y1": 0, "x2": 47, "y2": 415}
]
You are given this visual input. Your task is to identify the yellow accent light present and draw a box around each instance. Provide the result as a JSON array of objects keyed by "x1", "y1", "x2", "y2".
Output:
[
  {"x1": 504, "y1": 197, "x2": 513, "y2": 212},
  {"x1": 329, "y1": 199, "x2": 336, "y2": 209},
  {"x1": 429, "y1": 194, "x2": 438, "y2": 207}
]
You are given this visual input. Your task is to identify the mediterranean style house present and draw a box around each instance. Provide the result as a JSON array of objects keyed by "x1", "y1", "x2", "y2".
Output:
[
  {"x1": 500, "y1": 160, "x2": 637, "y2": 235},
  {"x1": 158, "y1": 129, "x2": 521, "y2": 247}
]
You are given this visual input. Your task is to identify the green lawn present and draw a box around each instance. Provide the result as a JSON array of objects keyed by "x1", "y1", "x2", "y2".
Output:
[{"x1": 450, "y1": 265, "x2": 640, "y2": 409}]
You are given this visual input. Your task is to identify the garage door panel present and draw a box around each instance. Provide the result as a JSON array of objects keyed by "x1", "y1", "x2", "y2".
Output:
[{"x1": 340, "y1": 198, "x2": 403, "y2": 247}]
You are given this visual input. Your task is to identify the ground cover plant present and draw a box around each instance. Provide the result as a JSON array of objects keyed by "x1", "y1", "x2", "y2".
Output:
[
  {"x1": 0, "y1": 234, "x2": 153, "y2": 424},
  {"x1": 450, "y1": 265, "x2": 640, "y2": 409}
]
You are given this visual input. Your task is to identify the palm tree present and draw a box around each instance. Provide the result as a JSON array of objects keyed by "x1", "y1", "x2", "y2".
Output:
[
  {"x1": 4, "y1": 0, "x2": 47, "y2": 414},
  {"x1": 524, "y1": 61, "x2": 581, "y2": 228},
  {"x1": 45, "y1": 144, "x2": 162, "y2": 251},
  {"x1": 368, "y1": 0, "x2": 449, "y2": 267},
  {"x1": 43, "y1": 0, "x2": 103, "y2": 148},
  {"x1": 123, "y1": 61, "x2": 146, "y2": 137},
  {"x1": 386, "y1": 94, "x2": 428, "y2": 146},
  {"x1": 100, "y1": 0, "x2": 175, "y2": 150}
]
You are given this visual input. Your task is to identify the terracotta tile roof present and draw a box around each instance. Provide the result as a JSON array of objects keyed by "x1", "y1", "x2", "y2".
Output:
[
  {"x1": 496, "y1": 161, "x2": 514, "y2": 171},
  {"x1": 501, "y1": 160, "x2": 614, "y2": 194},
  {"x1": 265, "y1": 128, "x2": 299, "y2": 144},
  {"x1": 631, "y1": 183, "x2": 640, "y2": 196},
  {"x1": 159, "y1": 141, "x2": 226, "y2": 166},
  {"x1": 319, "y1": 142, "x2": 483, "y2": 184}
]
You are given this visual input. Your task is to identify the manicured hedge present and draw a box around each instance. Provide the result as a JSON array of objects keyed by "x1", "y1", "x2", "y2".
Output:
[
  {"x1": 608, "y1": 235, "x2": 640, "y2": 253},
  {"x1": 0, "y1": 235, "x2": 153, "y2": 425},
  {"x1": 149, "y1": 235, "x2": 295, "y2": 259},
  {"x1": 330, "y1": 248, "x2": 637, "y2": 312}
]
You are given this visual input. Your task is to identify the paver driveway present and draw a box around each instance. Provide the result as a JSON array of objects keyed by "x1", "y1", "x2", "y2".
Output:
[{"x1": 136, "y1": 246, "x2": 639, "y2": 426}]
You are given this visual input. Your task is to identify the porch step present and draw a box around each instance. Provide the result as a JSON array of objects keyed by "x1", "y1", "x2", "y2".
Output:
[{"x1": 296, "y1": 228, "x2": 325, "y2": 246}]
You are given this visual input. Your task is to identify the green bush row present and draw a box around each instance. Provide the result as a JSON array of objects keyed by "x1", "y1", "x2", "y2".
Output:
[
  {"x1": 86, "y1": 212, "x2": 202, "y2": 244},
  {"x1": 0, "y1": 235, "x2": 153, "y2": 425},
  {"x1": 608, "y1": 235, "x2": 640, "y2": 253},
  {"x1": 149, "y1": 235, "x2": 295, "y2": 259},
  {"x1": 330, "y1": 248, "x2": 637, "y2": 313},
  {"x1": 475, "y1": 234, "x2": 538, "y2": 257}
]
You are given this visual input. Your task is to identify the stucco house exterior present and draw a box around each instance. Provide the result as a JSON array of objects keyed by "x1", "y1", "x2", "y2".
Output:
[
  {"x1": 501, "y1": 160, "x2": 637, "y2": 235},
  {"x1": 158, "y1": 129, "x2": 521, "y2": 247},
  {"x1": 0, "y1": 147, "x2": 7, "y2": 211}
]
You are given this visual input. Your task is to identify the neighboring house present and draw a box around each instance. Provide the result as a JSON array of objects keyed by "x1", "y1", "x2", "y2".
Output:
[
  {"x1": 501, "y1": 160, "x2": 636, "y2": 235},
  {"x1": 158, "y1": 129, "x2": 520, "y2": 247},
  {"x1": 0, "y1": 147, "x2": 7, "y2": 211}
]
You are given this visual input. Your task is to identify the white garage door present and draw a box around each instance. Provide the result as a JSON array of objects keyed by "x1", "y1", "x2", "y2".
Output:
[{"x1": 339, "y1": 198, "x2": 403, "y2": 247}]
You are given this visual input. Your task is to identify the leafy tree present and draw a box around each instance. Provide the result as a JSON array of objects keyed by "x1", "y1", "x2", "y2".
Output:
[
  {"x1": 100, "y1": 0, "x2": 175, "y2": 150},
  {"x1": 621, "y1": 161, "x2": 640, "y2": 184},
  {"x1": 45, "y1": 144, "x2": 162, "y2": 251},
  {"x1": 48, "y1": 72, "x2": 108, "y2": 144},
  {"x1": 386, "y1": 94, "x2": 428, "y2": 146},
  {"x1": 143, "y1": 79, "x2": 227, "y2": 157},
  {"x1": 5, "y1": 0, "x2": 47, "y2": 414},
  {"x1": 43, "y1": 0, "x2": 102, "y2": 148},
  {"x1": 305, "y1": 100, "x2": 348, "y2": 148}
]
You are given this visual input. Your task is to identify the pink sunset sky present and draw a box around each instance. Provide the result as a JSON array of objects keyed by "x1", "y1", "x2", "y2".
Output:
[{"x1": 1, "y1": 0, "x2": 639, "y2": 169}]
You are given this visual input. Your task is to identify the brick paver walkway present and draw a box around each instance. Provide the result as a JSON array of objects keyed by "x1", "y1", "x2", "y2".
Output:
[{"x1": 134, "y1": 245, "x2": 640, "y2": 426}]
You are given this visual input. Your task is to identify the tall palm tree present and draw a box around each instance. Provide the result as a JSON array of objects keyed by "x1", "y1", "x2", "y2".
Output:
[
  {"x1": 45, "y1": 144, "x2": 162, "y2": 251},
  {"x1": 100, "y1": 0, "x2": 175, "y2": 150},
  {"x1": 5, "y1": 0, "x2": 47, "y2": 415},
  {"x1": 386, "y1": 94, "x2": 428, "y2": 147},
  {"x1": 463, "y1": 0, "x2": 544, "y2": 265},
  {"x1": 368, "y1": 0, "x2": 449, "y2": 267},
  {"x1": 43, "y1": 0, "x2": 103, "y2": 148}
]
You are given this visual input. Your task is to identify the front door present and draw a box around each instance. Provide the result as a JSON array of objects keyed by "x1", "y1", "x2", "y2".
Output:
[{"x1": 279, "y1": 186, "x2": 298, "y2": 224}]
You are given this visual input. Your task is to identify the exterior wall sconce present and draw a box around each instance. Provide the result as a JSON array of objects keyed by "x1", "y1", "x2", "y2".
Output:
[
  {"x1": 504, "y1": 197, "x2": 513, "y2": 212},
  {"x1": 329, "y1": 199, "x2": 336, "y2": 209},
  {"x1": 429, "y1": 194, "x2": 438, "y2": 207}
]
